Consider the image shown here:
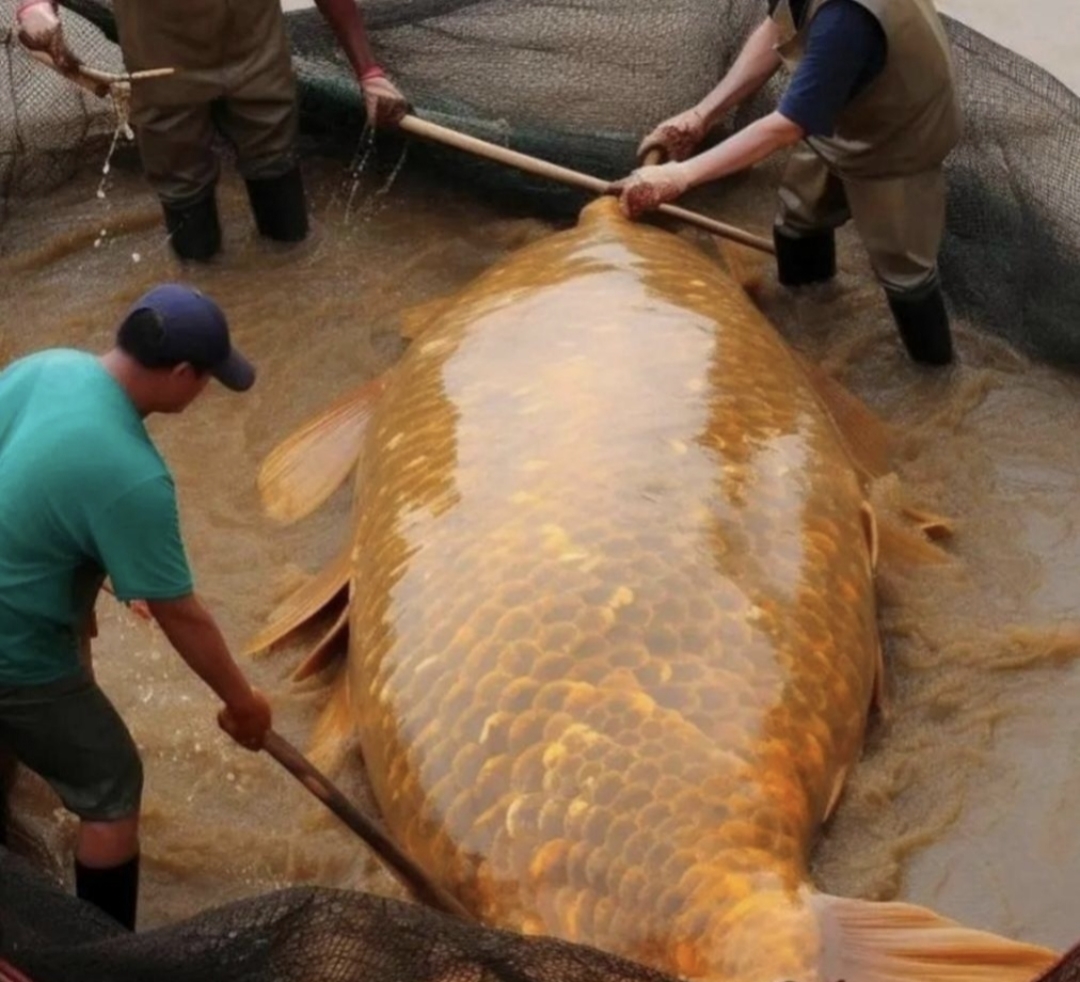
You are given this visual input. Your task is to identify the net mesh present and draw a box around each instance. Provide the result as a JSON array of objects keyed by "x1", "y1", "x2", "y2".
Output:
[
  {"x1": 2, "y1": 1, "x2": 1080, "y2": 977},
  {"x1": 0, "y1": 846, "x2": 680, "y2": 982},
  {"x1": 0, "y1": 0, "x2": 123, "y2": 221},
  {"x1": 3, "y1": 1, "x2": 1078, "y2": 362}
]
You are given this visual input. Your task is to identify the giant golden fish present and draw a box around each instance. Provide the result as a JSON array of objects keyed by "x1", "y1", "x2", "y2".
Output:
[{"x1": 250, "y1": 198, "x2": 1056, "y2": 982}]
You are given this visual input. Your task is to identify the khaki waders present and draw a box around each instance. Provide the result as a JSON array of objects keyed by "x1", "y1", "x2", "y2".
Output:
[
  {"x1": 769, "y1": 0, "x2": 962, "y2": 362},
  {"x1": 112, "y1": 0, "x2": 307, "y2": 259}
]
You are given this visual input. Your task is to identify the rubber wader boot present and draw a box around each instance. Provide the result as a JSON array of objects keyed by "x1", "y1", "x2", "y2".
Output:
[
  {"x1": 162, "y1": 193, "x2": 222, "y2": 263},
  {"x1": 774, "y1": 227, "x2": 836, "y2": 287},
  {"x1": 244, "y1": 166, "x2": 309, "y2": 244},
  {"x1": 75, "y1": 853, "x2": 140, "y2": 930},
  {"x1": 886, "y1": 284, "x2": 954, "y2": 365}
]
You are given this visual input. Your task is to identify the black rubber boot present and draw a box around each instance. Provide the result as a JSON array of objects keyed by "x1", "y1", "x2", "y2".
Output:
[
  {"x1": 244, "y1": 166, "x2": 309, "y2": 244},
  {"x1": 75, "y1": 853, "x2": 140, "y2": 930},
  {"x1": 886, "y1": 284, "x2": 954, "y2": 366},
  {"x1": 0, "y1": 749, "x2": 15, "y2": 849},
  {"x1": 162, "y1": 193, "x2": 222, "y2": 263},
  {"x1": 774, "y1": 227, "x2": 836, "y2": 287}
]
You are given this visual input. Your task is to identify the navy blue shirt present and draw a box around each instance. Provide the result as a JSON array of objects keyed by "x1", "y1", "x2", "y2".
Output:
[{"x1": 770, "y1": 0, "x2": 888, "y2": 137}]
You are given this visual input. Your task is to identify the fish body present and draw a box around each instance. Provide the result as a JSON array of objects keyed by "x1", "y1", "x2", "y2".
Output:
[
  {"x1": 256, "y1": 198, "x2": 1054, "y2": 982},
  {"x1": 342, "y1": 199, "x2": 873, "y2": 980}
]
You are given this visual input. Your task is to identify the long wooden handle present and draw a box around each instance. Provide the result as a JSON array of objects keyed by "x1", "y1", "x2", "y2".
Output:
[
  {"x1": 398, "y1": 114, "x2": 775, "y2": 255},
  {"x1": 262, "y1": 730, "x2": 471, "y2": 920},
  {"x1": 25, "y1": 49, "x2": 174, "y2": 93}
]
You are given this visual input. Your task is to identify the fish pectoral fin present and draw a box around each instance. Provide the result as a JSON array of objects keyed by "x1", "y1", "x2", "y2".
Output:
[
  {"x1": 875, "y1": 518, "x2": 953, "y2": 566},
  {"x1": 811, "y1": 892, "x2": 1058, "y2": 982},
  {"x1": 900, "y1": 503, "x2": 953, "y2": 541},
  {"x1": 824, "y1": 765, "x2": 850, "y2": 823},
  {"x1": 860, "y1": 500, "x2": 880, "y2": 571},
  {"x1": 308, "y1": 671, "x2": 358, "y2": 775},
  {"x1": 257, "y1": 374, "x2": 389, "y2": 525},
  {"x1": 871, "y1": 632, "x2": 890, "y2": 721},
  {"x1": 795, "y1": 353, "x2": 895, "y2": 480},
  {"x1": 868, "y1": 476, "x2": 953, "y2": 567},
  {"x1": 713, "y1": 236, "x2": 770, "y2": 301},
  {"x1": 242, "y1": 545, "x2": 352, "y2": 656},
  {"x1": 292, "y1": 600, "x2": 350, "y2": 682},
  {"x1": 399, "y1": 295, "x2": 452, "y2": 341}
]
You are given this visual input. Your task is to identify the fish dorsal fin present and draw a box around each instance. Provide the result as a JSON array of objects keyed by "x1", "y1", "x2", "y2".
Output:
[
  {"x1": 811, "y1": 892, "x2": 1058, "y2": 982},
  {"x1": 794, "y1": 353, "x2": 894, "y2": 480},
  {"x1": 258, "y1": 375, "x2": 388, "y2": 525},
  {"x1": 243, "y1": 545, "x2": 352, "y2": 656}
]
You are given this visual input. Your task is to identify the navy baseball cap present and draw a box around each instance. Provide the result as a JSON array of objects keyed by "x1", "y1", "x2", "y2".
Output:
[{"x1": 116, "y1": 284, "x2": 255, "y2": 392}]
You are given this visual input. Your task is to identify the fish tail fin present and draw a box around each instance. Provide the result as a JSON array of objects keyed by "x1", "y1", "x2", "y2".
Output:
[
  {"x1": 308, "y1": 670, "x2": 357, "y2": 775},
  {"x1": 257, "y1": 374, "x2": 388, "y2": 524},
  {"x1": 811, "y1": 892, "x2": 1057, "y2": 982},
  {"x1": 1032, "y1": 940, "x2": 1080, "y2": 982}
]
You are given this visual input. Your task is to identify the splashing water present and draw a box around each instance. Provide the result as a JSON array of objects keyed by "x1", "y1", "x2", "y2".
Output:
[
  {"x1": 338, "y1": 125, "x2": 412, "y2": 224},
  {"x1": 93, "y1": 83, "x2": 139, "y2": 253}
]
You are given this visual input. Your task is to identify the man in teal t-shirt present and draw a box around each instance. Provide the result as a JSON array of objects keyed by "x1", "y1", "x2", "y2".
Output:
[{"x1": 0, "y1": 284, "x2": 273, "y2": 931}]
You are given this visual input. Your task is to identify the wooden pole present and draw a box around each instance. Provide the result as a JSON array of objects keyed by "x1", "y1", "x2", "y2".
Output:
[
  {"x1": 262, "y1": 730, "x2": 472, "y2": 920},
  {"x1": 24, "y1": 49, "x2": 174, "y2": 96},
  {"x1": 398, "y1": 114, "x2": 776, "y2": 255}
]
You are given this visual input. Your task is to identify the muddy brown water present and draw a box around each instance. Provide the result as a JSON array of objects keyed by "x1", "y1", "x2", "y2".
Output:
[{"x1": 1, "y1": 141, "x2": 1078, "y2": 951}]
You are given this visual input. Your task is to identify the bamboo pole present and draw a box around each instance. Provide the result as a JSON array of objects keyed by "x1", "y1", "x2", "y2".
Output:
[
  {"x1": 398, "y1": 114, "x2": 775, "y2": 255},
  {"x1": 24, "y1": 49, "x2": 173, "y2": 96},
  {"x1": 262, "y1": 730, "x2": 471, "y2": 920}
]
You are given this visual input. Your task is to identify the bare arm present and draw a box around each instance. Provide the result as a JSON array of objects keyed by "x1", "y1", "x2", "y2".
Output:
[
  {"x1": 695, "y1": 19, "x2": 785, "y2": 129},
  {"x1": 617, "y1": 111, "x2": 804, "y2": 218},
  {"x1": 312, "y1": 0, "x2": 379, "y2": 79},
  {"x1": 311, "y1": 0, "x2": 408, "y2": 125},
  {"x1": 681, "y1": 110, "x2": 804, "y2": 187},
  {"x1": 147, "y1": 594, "x2": 271, "y2": 748},
  {"x1": 637, "y1": 17, "x2": 786, "y2": 162}
]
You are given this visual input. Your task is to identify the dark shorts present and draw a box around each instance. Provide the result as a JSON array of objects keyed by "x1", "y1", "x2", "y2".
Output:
[{"x1": 0, "y1": 671, "x2": 143, "y2": 822}]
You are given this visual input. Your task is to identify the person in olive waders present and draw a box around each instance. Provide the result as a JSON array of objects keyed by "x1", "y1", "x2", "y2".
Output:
[
  {"x1": 15, "y1": 0, "x2": 409, "y2": 262},
  {"x1": 615, "y1": 0, "x2": 961, "y2": 366}
]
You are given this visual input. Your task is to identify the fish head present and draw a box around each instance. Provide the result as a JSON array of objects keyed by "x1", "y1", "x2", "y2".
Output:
[{"x1": 578, "y1": 193, "x2": 629, "y2": 227}]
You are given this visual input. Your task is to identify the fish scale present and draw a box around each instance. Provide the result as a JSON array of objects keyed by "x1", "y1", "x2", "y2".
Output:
[{"x1": 255, "y1": 197, "x2": 1055, "y2": 982}]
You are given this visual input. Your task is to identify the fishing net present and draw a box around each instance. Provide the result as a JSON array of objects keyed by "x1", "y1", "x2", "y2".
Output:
[
  {"x1": 0, "y1": 0, "x2": 123, "y2": 222},
  {"x1": 2, "y1": 1, "x2": 1079, "y2": 362},
  {"x1": 0, "y1": 0, "x2": 1073, "y2": 364},
  {"x1": 0, "y1": 845, "x2": 680, "y2": 982}
]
